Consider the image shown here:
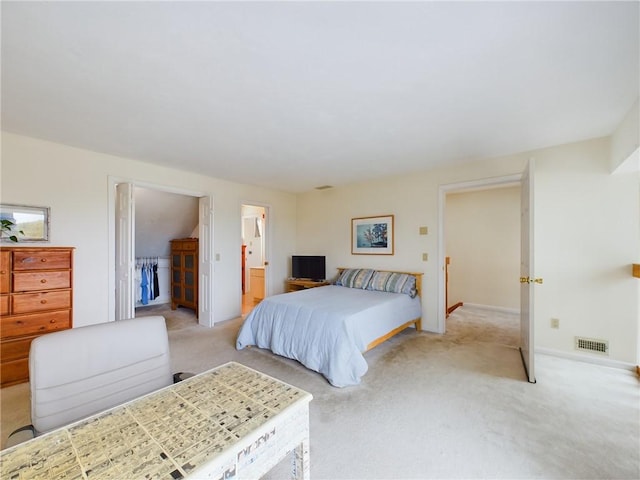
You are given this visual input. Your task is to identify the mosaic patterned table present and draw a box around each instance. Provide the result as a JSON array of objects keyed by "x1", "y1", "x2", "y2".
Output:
[{"x1": 1, "y1": 362, "x2": 312, "y2": 480}]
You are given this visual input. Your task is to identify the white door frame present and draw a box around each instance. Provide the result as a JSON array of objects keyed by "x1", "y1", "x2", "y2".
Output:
[
  {"x1": 108, "y1": 176, "x2": 215, "y2": 324},
  {"x1": 437, "y1": 173, "x2": 522, "y2": 334},
  {"x1": 240, "y1": 201, "x2": 271, "y2": 302}
]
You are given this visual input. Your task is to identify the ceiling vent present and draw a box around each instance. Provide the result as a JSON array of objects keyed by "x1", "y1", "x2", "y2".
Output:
[{"x1": 575, "y1": 336, "x2": 609, "y2": 355}]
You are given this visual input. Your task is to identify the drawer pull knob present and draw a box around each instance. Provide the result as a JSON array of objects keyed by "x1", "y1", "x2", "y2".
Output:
[
  {"x1": 16, "y1": 320, "x2": 23, "y2": 325},
  {"x1": 0, "y1": 270, "x2": 5, "y2": 274},
  {"x1": 41, "y1": 279, "x2": 47, "y2": 283},
  {"x1": 40, "y1": 300, "x2": 47, "y2": 304},
  {"x1": 39, "y1": 326, "x2": 45, "y2": 330},
  {"x1": 50, "y1": 319, "x2": 56, "y2": 323},
  {"x1": 41, "y1": 258, "x2": 47, "y2": 262}
]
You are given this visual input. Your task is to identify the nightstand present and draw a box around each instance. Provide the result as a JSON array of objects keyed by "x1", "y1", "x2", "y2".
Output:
[{"x1": 286, "y1": 279, "x2": 329, "y2": 292}]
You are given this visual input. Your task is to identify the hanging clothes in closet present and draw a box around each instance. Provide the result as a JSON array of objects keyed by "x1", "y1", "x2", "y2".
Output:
[{"x1": 136, "y1": 257, "x2": 159, "y2": 305}]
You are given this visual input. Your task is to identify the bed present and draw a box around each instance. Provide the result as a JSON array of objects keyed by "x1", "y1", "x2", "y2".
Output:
[{"x1": 236, "y1": 268, "x2": 423, "y2": 387}]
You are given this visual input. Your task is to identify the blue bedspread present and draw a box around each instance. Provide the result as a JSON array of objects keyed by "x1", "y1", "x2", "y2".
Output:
[{"x1": 236, "y1": 285, "x2": 421, "y2": 387}]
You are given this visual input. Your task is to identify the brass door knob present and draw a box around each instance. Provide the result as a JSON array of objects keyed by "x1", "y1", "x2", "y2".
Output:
[{"x1": 520, "y1": 277, "x2": 543, "y2": 284}]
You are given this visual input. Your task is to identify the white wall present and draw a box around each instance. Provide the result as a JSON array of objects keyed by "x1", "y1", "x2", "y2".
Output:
[
  {"x1": 534, "y1": 138, "x2": 639, "y2": 364},
  {"x1": 1, "y1": 132, "x2": 297, "y2": 327},
  {"x1": 446, "y1": 186, "x2": 520, "y2": 310},
  {"x1": 610, "y1": 98, "x2": 639, "y2": 173},
  {"x1": 297, "y1": 137, "x2": 640, "y2": 364},
  {"x1": 135, "y1": 187, "x2": 199, "y2": 257}
]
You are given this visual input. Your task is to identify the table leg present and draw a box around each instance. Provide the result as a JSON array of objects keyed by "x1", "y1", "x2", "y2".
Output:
[{"x1": 291, "y1": 438, "x2": 310, "y2": 480}]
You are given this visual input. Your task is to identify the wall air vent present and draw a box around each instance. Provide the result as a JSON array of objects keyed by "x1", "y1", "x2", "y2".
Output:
[{"x1": 575, "y1": 336, "x2": 609, "y2": 355}]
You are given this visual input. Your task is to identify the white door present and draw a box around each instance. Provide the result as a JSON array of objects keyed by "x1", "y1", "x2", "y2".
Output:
[
  {"x1": 261, "y1": 209, "x2": 268, "y2": 297},
  {"x1": 520, "y1": 159, "x2": 536, "y2": 383},
  {"x1": 115, "y1": 183, "x2": 135, "y2": 320},
  {"x1": 198, "y1": 196, "x2": 214, "y2": 327}
]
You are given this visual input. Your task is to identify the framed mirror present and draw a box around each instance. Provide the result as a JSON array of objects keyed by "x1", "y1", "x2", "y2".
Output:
[{"x1": 0, "y1": 204, "x2": 50, "y2": 242}]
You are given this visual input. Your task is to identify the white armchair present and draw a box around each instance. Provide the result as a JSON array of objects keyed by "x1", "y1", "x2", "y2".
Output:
[{"x1": 8, "y1": 315, "x2": 186, "y2": 446}]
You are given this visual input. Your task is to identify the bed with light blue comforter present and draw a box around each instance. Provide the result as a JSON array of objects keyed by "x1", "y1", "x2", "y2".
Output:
[{"x1": 235, "y1": 285, "x2": 422, "y2": 387}]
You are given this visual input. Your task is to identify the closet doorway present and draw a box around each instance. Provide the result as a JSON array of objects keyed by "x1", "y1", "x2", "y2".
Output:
[
  {"x1": 135, "y1": 187, "x2": 198, "y2": 311},
  {"x1": 241, "y1": 204, "x2": 268, "y2": 316},
  {"x1": 110, "y1": 179, "x2": 215, "y2": 327}
]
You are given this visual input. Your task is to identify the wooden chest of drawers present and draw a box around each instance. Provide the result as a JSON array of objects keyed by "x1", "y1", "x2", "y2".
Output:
[{"x1": 0, "y1": 247, "x2": 74, "y2": 387}]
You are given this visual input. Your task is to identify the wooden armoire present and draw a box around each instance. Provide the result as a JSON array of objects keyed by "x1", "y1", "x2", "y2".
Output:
[{"x1": 170, "y1": 238, "x2": 198, "y2": 315}]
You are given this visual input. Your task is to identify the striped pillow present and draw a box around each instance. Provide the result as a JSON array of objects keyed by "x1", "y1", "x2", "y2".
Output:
[
  {"x1": 335, "y1": 268, "x2": 375, "y2": 289},
  {"x1": 366, "y1": 271, "x2": 417, "y2": 298}
]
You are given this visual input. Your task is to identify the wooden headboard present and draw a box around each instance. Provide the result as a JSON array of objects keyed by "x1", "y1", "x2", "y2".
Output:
[{"x1": 336, "y1": 267, "x2": 423, "y2": 299}]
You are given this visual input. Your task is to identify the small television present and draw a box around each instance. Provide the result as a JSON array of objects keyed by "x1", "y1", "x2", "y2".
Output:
[{"x1": 291, "y1": 255, "x2": 326, "y2": 281}]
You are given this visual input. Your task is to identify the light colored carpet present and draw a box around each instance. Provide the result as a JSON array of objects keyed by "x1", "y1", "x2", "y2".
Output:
[{"x1": 1, "y1": 305, "x2": 638, "y2": 479}]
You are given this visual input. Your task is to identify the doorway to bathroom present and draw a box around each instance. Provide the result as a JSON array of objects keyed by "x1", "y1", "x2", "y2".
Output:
[{"x1": 241, "y1": 204, "x2": 267, "y2": 316}]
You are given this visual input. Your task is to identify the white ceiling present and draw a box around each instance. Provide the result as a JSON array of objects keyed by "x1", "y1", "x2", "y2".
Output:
[{"x1": 2, "y1": 1, "x2": 638, "y2": 193}]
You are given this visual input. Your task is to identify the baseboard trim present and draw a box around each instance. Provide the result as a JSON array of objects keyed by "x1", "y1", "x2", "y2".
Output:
[
  {"x1": 536, "y1": 347, "x2": 637, "y2": 372},
  {"x1": 462, "y1": 303, "x2": 520, "y2": 315}
]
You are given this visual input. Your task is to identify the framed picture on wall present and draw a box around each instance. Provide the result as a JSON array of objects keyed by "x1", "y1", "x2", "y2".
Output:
[
  {"x1": 0, "y1": 204, "x2": 50, "y2": 242},
  {"x1": 351, "y1": 215, "x2": 394, "y2": 255}
]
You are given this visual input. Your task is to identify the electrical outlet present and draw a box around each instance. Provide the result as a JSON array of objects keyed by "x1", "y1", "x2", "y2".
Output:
[
  {"x1": 551, "y1": 318, "x2": 560, "y2": 329},
  {"x1": 422, "y1": 253, "x2": 428, "y2": 261},
  {"x1": 419, "y1": 226, "x2": 428, "y2": 235}
]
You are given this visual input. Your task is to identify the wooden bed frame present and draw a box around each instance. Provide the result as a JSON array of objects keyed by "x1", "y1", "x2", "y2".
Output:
[{"x1": 336, "y1": 268, "x2": 423, "y2": 352}]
